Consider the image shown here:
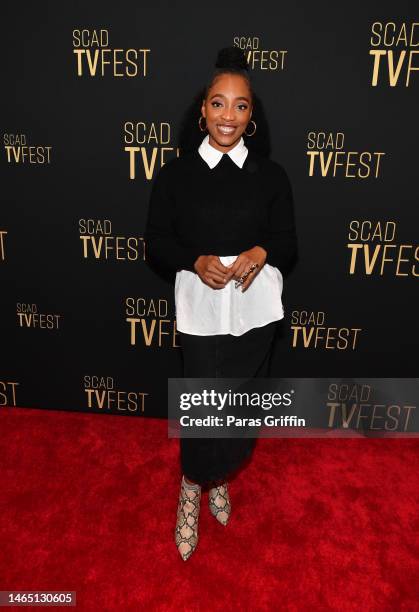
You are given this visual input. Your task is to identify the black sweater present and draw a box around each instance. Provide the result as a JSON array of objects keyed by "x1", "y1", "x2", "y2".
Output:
[{"x1": 144, "y1": 148, "x2": 298, "y2": 283}]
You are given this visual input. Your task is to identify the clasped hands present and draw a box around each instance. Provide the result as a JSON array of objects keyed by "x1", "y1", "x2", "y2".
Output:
[{"x1": 193, "y1": 246, "x2": 267, "y2": 292}]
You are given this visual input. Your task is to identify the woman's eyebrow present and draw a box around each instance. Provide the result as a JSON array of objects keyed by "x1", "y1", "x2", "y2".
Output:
[{"x1": 209, "y1": 93, "x2": 250, "y2": 102}]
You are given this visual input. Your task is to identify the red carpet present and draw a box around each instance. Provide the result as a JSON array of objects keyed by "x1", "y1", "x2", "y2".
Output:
[{"x1": 0, "y1": 407, "x2": 418, "y2": 611}]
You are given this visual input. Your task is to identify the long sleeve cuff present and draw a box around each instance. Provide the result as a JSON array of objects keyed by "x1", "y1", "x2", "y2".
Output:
[
  {"x1": 144, "y1": 232, "x2": 201, "y2": 275},
  {"x1": 257, "y1": 233, "x2": 298, "y2": 272}
]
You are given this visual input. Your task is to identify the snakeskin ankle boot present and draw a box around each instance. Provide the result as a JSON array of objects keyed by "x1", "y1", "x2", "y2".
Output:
[
  {"x1": 174, "y1": 475, "x2": 202, "y2": 561},
  {"x1": 208, "y1": 481, "x2": 231, "y2": 526}
]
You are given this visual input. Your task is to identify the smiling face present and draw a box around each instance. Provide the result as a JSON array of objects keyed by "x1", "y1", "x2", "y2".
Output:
[{"x1": 201, "y1": 72, "x2": 253, "y2": 153}]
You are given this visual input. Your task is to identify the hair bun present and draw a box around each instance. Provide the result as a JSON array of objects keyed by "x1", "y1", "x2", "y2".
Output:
[{"x1": 215, "y1": 46, "x2": 249, "y2": 72}]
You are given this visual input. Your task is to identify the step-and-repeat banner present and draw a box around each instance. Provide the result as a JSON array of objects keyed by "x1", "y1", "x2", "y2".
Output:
[{"x1": 2, "y1": 3, "x2": 417, "y2": 418}]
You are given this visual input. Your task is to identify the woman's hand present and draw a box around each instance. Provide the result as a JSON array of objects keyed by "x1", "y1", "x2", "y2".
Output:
[
  {"x1": 226, "y1": 246, "x2": 267, "y2": 292},
  {"x1": 194, "y1": 255, "x2": 236, "y2": 289}
]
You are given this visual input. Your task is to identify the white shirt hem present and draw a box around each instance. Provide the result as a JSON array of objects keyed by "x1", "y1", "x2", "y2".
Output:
[{"x1": 176, "y1": 315, "x2": 284, "y2": 337}]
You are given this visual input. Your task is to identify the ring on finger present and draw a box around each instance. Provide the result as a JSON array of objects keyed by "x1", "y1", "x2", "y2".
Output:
[{"x1": 235, "y1": 262, "x2": 259, "y2": 288}]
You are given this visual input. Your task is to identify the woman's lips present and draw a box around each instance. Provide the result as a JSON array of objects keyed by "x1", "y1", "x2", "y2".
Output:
[{"x1": 217, "y1": 125, "x2": 236, "y2": 135}]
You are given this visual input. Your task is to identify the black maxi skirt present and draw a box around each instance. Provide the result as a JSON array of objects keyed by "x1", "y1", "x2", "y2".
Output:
[{"x1": 178, "y1": 320, "x2": 279, "y2": 487}]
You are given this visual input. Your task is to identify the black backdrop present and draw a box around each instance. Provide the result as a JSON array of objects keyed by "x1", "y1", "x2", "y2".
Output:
[{"x1": 2, "y1": 2, "x2": 418, "y2": 417}]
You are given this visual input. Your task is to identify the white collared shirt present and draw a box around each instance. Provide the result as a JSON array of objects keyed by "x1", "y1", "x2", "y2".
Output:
[
  {"x1": 198, "y1": 133, "x2": 248, "y2": 169},
  {"x1": 174, "y1": 135, "x2": 284, "y2": 336}
]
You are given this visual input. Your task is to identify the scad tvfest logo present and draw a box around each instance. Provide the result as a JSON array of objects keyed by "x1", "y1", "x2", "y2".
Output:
[
  {"x1": 79, "y1": 218, "x2": 145, "y2": 261},
  {"x1": 124, "y1": 122, "x2": 179, "y2": 180},
  {"x1": 370, "y1": 22, "x2": 418, "y2": 86},
  {"x1": 16, "y1": 303, "x2": 61, "y2": 330},
  {"x1": 327, "y1": 383, "x2": 416, "y2": 432},
  {"x1": 291, "y1": 311, "x2": 362, "y2": 350},
  {"x1": 125, "y1": 297, "x2": 179, "y2": 348},
  {"x1": 347, "y1": 220, "x2": 419, "y2": 277},
  {"x1": 233, "y1": 36, "x2": 287, "y2": 70},
  {"x1": 307, "y1": 132, "x2": 385, "y2": 178},
  {"x1": 83, "y1": 375, "x2": 148, "y2": 413},
  {"x1": 0, "y1": 381, "x2": 19, "y2": 407},
  {"x1": 3, "y1": 133, "x2": 52, "y2": 164},
  {"x1": 72, "y1": 29, "x2": 150, "y2": 77}
]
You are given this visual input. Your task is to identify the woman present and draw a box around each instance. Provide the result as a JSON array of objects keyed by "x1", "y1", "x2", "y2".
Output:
[{"x1": 144, "y1": 46, "x2": 298, "y2": 561}]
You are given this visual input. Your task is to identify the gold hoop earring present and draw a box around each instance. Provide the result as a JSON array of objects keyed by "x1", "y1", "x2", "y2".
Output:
[
  {"x1": 244, "y1": 120, "x2": 256, "y2": 137},
  {"x1": 198, "y1": 116, "x2": 207, "y2": 132}
]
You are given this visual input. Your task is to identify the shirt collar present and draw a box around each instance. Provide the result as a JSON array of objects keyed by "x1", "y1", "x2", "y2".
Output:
[{"x1": 198, "y1": 133, "x2": 248, "y2": 169}]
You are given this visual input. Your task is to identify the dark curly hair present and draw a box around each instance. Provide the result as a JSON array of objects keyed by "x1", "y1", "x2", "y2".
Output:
[
  {"x1": 203, "y1": 46, "x2": 254, "y2": 105},
  {"x1": 178, "y1": 46, "x2": 271, "y2": 158}
]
